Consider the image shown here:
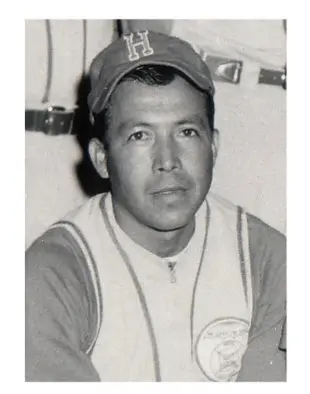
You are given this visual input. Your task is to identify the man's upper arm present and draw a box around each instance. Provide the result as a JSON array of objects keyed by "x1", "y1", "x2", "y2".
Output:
[
  {"x1": 25, "y1": 229, "x2": 100, "y2": 382},
  {"x1": 237, "y1": 215, "x2": 286, "y2": 381}
]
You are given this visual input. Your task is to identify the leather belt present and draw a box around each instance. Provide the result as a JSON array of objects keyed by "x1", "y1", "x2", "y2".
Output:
[
  {"x1": 25, "y1": 106, "x2": 75, "y2": 135},
  {"x1": 202, "y1": 54, "x2": 286, "y2": 90},
  {"x1": 258, "y1": 65, "x2": 286, "y2": 89}
]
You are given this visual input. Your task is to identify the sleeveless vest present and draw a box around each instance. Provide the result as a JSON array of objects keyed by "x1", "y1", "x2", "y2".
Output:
[{"x1": 51, "y1": 192, "x2": 252, "y2": 381}]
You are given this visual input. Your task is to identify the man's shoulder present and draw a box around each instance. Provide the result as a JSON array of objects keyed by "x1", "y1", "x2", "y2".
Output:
[
  {"x1": 26, "y1": 191, "x2": 109, "y2": 288},
  {"x1": 61, "y1": 192, "x2": 107, "y2": 222},
  {"x1": 26, "y1": 221, "x2": 97, "y2": 301},
  {"x1": 208, "y1": 192, "x2": 286, "y2": 275},
  {"x1": 246, "y1": 212, "x2": 286, "y2": 254},
  {"x1": 26, "y1": 191, "x2": 107, "y2": 252},
  {"x1": 245, "y1": 211, "x2": 286, "y2": 301},
  {"x1": 208, "y1": 192, "x2": 285, "y2": 246}
]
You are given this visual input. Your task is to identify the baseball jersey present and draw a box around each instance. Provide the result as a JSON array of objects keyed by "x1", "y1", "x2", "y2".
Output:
[{"x1": 25, "y1": 192, "x2": 286, "y2": 382}]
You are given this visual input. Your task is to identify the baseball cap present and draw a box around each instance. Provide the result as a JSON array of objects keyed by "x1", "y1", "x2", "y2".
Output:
[{"x1": 88, "y1": 30, "x2": 215, "y2": 117}]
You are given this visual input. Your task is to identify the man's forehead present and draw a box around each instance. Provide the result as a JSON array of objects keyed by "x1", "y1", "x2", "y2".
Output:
[{"x1": 111, "y1": 76, "x2": 206, "y2": 106}]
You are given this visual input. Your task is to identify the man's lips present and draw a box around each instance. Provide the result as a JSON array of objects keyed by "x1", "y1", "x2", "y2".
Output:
[{"x1": 150, "y1": 186, "x2": 189, "y2": 195}]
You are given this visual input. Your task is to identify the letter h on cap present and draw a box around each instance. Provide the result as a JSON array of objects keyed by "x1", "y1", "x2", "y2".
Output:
[{"x1": 123, "y1": 31, "x2": 154, "y2": 61}]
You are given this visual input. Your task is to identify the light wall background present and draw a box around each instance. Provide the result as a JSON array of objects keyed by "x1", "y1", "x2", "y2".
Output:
[{"x1": 25, "y1": 19, "x2": 286, "y2": 247}]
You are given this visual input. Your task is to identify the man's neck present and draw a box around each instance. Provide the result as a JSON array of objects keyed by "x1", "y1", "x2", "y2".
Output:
[{"x1": 111, "y1": 202, "x2": 195, "y2": 258}]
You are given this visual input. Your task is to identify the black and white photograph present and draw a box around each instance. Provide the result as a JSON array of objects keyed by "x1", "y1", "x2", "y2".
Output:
[{"x1": 24, "y1": 18, "x2": 287, "y2": 383}]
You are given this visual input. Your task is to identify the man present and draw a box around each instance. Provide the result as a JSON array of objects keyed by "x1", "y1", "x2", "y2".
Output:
[{"x1": 26, "y1": 30, "x2": 286, "y2": 382}]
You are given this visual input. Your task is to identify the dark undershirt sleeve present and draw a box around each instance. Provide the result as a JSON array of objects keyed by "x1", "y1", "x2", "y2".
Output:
[
  {"x1": 237, "y1": 215, "x2": 286, "y2": 382},
  {"x1": 25, "y1": 230, "x2": 100, "y2": 382}
]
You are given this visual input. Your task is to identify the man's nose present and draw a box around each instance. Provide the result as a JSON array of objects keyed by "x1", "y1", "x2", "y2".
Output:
[{"x1": 152, "y1": 136, "x2": 181, "y2": 173}]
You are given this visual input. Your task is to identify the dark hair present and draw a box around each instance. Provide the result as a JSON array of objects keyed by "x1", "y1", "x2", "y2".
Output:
[{"x1": 93, "y1": 65, "x2": 215, "y2": 144}]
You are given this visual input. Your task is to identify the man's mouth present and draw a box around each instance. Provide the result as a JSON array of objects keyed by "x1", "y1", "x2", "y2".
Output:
[
  {"x1": 151, "y1": 186, "x2": 188, "y2": 195},
  {"x1": 150, "y1": 186, "x2": 190, "y2": 204}
]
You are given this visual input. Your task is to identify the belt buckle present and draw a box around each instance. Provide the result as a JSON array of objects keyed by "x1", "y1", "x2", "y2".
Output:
[
  {"x1": 216, "y1": 61, "x2": 242, "y2": 84},
  {"x1": 42, "y1": 105, "x2": 70, "y2": 135},
  {"x1": 282, "y1": 65, "x2": 286, "y2": 90}
]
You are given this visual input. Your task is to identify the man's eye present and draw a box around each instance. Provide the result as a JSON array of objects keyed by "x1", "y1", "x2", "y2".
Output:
[
  {"x1": 128, "y1": 131, "x2": 147, "y2": 141},
  {"x1": 180, "y1": 128, "x2": 198, "y2": 137}
]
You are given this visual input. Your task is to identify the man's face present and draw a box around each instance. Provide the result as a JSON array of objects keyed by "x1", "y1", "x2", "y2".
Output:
[{"x1": 103, "y1": 76, "x2": 215, "y2": 232}]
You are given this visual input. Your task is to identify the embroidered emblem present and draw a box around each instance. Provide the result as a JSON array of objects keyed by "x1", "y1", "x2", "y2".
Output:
[
  {"x1": 195, "y1": 317, "x2": 249, "y2": 381},
  {"x1": 123, "y1": 31, "x2": 154, "y2": 61}
]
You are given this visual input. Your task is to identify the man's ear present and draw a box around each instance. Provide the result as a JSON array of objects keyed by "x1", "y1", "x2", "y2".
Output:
[
  {"x1": 88, "y1": 138, "x2": 109, "y2": 179},
  {"x1": 211, "y1": 128, "x2": 220, "y2": 166}
]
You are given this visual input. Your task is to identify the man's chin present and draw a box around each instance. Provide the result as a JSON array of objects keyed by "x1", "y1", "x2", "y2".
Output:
[
  {"x1": 149, "y1": 215, "x2": 193, "y2": 233},
  {"x1": 144, "y1": 202, "x2": 200, "y2": 233}
]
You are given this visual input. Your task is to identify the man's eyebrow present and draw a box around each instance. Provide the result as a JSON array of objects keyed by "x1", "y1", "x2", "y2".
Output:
[
  {"x1": 176, "y1": 115, "x2": 208, "y2": 127},
  {"x1": 117, "y1": 121, "x2": 152, "y2": 133}
]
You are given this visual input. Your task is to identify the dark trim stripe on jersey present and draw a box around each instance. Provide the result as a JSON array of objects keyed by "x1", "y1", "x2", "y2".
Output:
[
  {"x1": 237, "y1": 206, "x2": 249, "y2": 308},
  {"x1": 190, "y1": 201, "x2": 210, "y2": 358},
  {"x1": 101, "y1": 197, "x2": 162, "y2": 382}
]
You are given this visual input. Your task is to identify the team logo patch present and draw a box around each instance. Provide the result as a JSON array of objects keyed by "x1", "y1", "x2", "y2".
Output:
[{"x1": 195, "y1": 317, "x2": 249, "y2": 382}]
